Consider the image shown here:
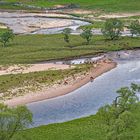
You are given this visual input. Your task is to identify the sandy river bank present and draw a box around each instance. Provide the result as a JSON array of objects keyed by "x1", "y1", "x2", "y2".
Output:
[{"x1": 4, "y1": 60, "x2": 117, "y2": 106}]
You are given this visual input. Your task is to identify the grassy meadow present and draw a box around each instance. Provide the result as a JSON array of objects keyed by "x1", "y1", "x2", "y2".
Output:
[
  {"x1": 2, "y1": 0, "x2": 140, "y2": 12},
  {"x1": 0, "y1": 34, "x2": 140, "y2": 64}
]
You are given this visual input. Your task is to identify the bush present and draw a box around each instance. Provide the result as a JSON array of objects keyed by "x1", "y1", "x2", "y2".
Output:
[
  {"x1": 101, "y1": 19, "x2": 124, "y2": 40},
  {"x1": 0, "y1": 30, "x2": 14, "y2": 47},
  {"x1": 80, "y1": 27, "x2": 92, "y2": 44},
  {"x1": 128, "y1": 20, "x2": 140, "y2": 37}
]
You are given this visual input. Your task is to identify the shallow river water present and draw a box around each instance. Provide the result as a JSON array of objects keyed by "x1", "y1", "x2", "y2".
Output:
[
  {"x1": 27, "y1": 50, "x2": 140, "y2": 127},
  {"x1": 0, "y1": 12, "x2": 89, "y2": 34},
  {"x1": 0, "y1": 12, "x2": 133, "y2": 36}
]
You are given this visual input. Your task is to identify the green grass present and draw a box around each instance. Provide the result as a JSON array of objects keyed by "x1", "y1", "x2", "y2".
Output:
[
  {"x1": 0, "y1": 34, "x2": 139, "y2": 64},
  {"x1": 0, "y1": 5, "x2": 23, "y2": 10},
  {"x1": 3, "y1": 0, "x2": 140, "y2": 12},
  {"x1": 13, "y1": 103, "x2": 140, "y2": 140},
  {"x1": 0, "y1": 64, "x2": 92, "y2": 100}
]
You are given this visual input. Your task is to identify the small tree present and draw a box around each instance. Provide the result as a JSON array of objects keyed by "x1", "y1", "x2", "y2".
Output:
[
  {"x1": 96, "y1": 83, "x2": 140, "y2": 140},
  {"x1": 101, "y1": 18, "x2": 124, "y2": 40},
  {"x1": 0, "y1": 30, "x2": 14, "y2": 47},
  {"x1": 0, "y1": 103, "x2": 33, "y2": 140},
  {"x1": 62, "y1": 28, "x2": 72, "y2": 46},
  {"x1": 128, "y1": 20, "x2": 140, "y2": 37},
  {"x1": 80, "y1": 28, "x2": 92, "y2": 45}
]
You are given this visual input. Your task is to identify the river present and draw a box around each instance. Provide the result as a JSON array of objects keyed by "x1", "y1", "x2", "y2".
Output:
[
  {"x1": 0, "y1": 12, "x2": 139, "y2": 127},
  {"x1": 0, "y1": 12, "x2": 90, "y2": 34},
  {"x1": 27, "y1": 50, "x2": 140, "y2": 127},
  {"x1": 0, "y1": 12, "x2": 134, "y2": 36}
]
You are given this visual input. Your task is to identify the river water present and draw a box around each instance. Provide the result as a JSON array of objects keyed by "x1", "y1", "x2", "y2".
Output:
[
  {"x1": 0, "y1": 12, "x2": 90, "y2": 34},
  {"x1": 0, "y1": 12, "x2": 134, "y2": 36},
  {"x1": 27, "y1": 50, "x2": 140, "y2": 127}
]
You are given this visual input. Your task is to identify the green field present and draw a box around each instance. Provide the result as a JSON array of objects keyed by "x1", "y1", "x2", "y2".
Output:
[
  {"x1": 2, "y1": 0, "x2": 140, "y2": 12},
  {"x1": 12, "y1": 103, "x2": 140, "y2": 140},
  {"x1": 0, "y1": 34, "x2": 139, "y2": 64}
]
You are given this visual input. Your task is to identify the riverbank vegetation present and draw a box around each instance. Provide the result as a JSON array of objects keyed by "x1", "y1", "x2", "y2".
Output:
[
  {"x1": 0, "y1": 34, "x2": 139, "y2": 64},
  {"x1": 11, "y1": 84, "x2": 140, "y2": 140},
  {"x1": 0, "y1": 28, "x2": 9, "y2": 35},
  {"x1": 0, "y1": 63, "x2": 93, "y2": 101},
  {"x1": 0, "y1": 30, "x2": 14, "y2": 47},
  {"x1": 79, "y1": 16, "x2": 140, "y2": 31},
  {"x1": 101, "y1": 19, "x2": 124, "y2": 40},
  {"x1": 79, "y1": 21, "x2": 104, "y2": 30},
  {"x1": 2, "y1": 0, "x2": 140, "y2": 12},
  {"x1": 0, "y1": 103, "x2": 32, "y2": 140}
]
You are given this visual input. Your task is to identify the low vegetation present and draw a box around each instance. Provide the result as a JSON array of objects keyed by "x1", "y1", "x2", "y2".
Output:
[
  {"x1": 0, "y1": 34, "x2": 139, "y2": 64},
  {"x1": 0, "y1": 64, "x2": 93, "y2": 100},
  {"x1": 79, "y1": 21, "x2": 104, "y2": 30},
  {"x1": 2, "y1": 0, "x2": 140, "y2": 12}
]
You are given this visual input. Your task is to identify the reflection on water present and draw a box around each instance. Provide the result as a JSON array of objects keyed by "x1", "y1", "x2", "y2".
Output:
[{"x1": 27, "y1": 50, "x2": 140, "y2": 127}]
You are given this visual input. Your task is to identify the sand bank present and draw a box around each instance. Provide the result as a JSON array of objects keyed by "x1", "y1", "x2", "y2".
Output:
[
  {"x1": 4, "y1": 60, "x2": 117, "y2": 107},
  {"x1": 0, "y1": 63, "x2": 74, "y2": 76}
]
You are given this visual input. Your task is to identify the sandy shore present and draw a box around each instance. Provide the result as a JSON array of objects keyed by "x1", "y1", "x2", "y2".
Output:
[
  {"x1": 0, "y1": 63, "x2": 74, "y2": 76},
  {"x1": 0, "y1": 12, "x2": 78, "y2": 34},
  {"x1": 4, "y1": 60, "x2": 117, "y2": 107}
]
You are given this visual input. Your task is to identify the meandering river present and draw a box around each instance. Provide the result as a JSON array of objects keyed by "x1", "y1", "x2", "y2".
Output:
[
  {"x1": 0, "y1": 12, "x2": 139, "y2": 127},
  {"x1": 27, "y1": 50, "x2": 140, "y2": 127}
]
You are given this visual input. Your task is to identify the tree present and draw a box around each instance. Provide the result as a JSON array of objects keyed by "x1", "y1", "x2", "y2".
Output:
[
  {"x1": 128, "y1": 20, "x2": 140, "y2": 37},
  {"x1": 80, "y1": 27, "x2": 92, "y2": 45},
  {"x1": 101, "y1": 19, "x2": 124, "y2": 40},
  {"x1": 96, "y1": 83, "x2": 140, "y2": 140},
  {"x1": 0, "y1": 30, "x2": 14, "y2": 47},
  {"x1": 62, "y1": 28, "x2": 72, "y2": 46},
  {"x1": 0, "y1": 103, "x2": 33, "y2": 140}
]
